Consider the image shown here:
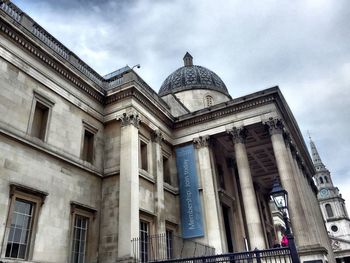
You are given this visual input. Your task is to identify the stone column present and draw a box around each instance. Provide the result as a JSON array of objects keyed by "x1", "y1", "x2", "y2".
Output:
[
  {"x1": 117, "y1": 112, "x2": 140, "y2": 260},
  {"x1": 193, "y1": 135, "x2": 223, "y2": 253},
  {"x1": 151, "y1": 129, "x2": 166, "y2": 258},
  {"x1": 264, "y1": 118, "x2": 309, "y2": 248},
  {"x1": 227, "y1": 127, "x2": 266, "y2": 249}
]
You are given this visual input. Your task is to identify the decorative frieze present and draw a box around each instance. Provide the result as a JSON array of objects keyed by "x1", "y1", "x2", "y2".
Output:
[
  {"x1": 264, "y1": 117, "x2": 284, "y2": 135},
  {"x1": 227, "y1": 127, "x2": 248, "y2": 144},
  {"x1": 193, "y1": 135, "x2": 210, "y2": 148},
  {"x1": 118, "y1": 112, "x2": 141, "y2": 128}
]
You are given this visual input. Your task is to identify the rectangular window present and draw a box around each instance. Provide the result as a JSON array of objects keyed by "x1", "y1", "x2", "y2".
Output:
[
  {"x1": 140, "y1": 141, "x2": 148, "y2": 171},
  {"x1": 31, "y1": 101, "x2": 49, "y2": 140},
  {"x1": 70, "y1": 202, "x2": 96, "y2": 263},
  {"x1": 71, "y1": 215, "x2": 89, "y2": 263},
  {"x1": 163, "y1": 155, "x2": 171, "y2": 185},
  {"x1": 82, "y1": 130, "x2": 94, "y2": 163},
  {"x1": 5, "y1": 199, "x2": 34, "y2": 259},
  {"x1": 166, "y1": 229, "x2": 173, "y2": 259},
  {"x1": 81, "y1": 121, "x2": 98, "y2": 164},
  {"x1": 3, "y1": 184, "x2": 47, "y2": 260},
  {"x1": 140, "y1": 220, "x2": 149, "y2": 263},
  {"x1": 29, "y1": 92, "x2": 54, "y2": 141}
]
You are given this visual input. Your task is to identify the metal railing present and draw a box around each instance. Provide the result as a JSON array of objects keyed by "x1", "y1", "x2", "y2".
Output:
[
  {"x1": 132, "y1": 234, "x2": 215, "y2": 262},
  {"x1": 153, "y1": 247, "x2": 292, "y2": 263}
]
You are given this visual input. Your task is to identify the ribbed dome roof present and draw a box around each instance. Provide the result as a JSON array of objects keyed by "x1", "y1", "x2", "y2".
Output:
[{"x1": 159, "y1": 52, "x2": 229, "y2": 97}]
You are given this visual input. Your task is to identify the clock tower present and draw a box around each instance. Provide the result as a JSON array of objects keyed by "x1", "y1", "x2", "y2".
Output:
[{"x1": 310, "y1": 137, "x2": 350, "y2": 262}]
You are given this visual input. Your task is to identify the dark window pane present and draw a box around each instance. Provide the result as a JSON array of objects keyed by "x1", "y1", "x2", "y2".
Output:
[
  {"x1": 9, "y1": 243, "x2": 19, "y2": 258},
  {"x1": 18, "y1": 244, "x2": 27, "y2": 259}
]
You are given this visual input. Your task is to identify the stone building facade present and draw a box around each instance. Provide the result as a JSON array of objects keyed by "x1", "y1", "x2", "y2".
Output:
[{"x1": 0, "y1": 1, "x2": 335, "y2": 263}]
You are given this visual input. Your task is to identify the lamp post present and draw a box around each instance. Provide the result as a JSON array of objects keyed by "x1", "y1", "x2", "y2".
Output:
[{"x1": 270, "y1": 179, "x2": 300, "y2": 263}]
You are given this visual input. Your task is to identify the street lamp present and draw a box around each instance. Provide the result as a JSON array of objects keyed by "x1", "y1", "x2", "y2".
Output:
[{"x1": 270, "y1": 179, "x2": 300, "y2": 263}]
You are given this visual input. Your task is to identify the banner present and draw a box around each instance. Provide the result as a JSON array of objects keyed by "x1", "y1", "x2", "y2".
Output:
[{"x1": 175, "y1": 144, "x2": 204, "y2": 239}]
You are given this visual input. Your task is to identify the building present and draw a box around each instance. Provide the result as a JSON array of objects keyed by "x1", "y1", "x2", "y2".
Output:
[
  {"x1": 310, "y1": 138, "x2": 350, "y2": 263},
  {"x1": 0, "y1": 1, "x2": 335, "y2": 262}
]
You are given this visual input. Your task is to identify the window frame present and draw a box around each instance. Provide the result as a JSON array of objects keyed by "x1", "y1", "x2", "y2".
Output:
[
  {"x1": 80, "y1": 120, "x2": 98, "y2": 164},
  {"x1": 27, "y1": 91, "x2": 54, "y2": 142},
  {"x1": 162, "y1": 151, "x2": 171, "y2": 185},
  {"x1": 139, "y1": 213, "x2": 155, "y2": 262},
  {"x1": 204, "y1": 94, "x2": 214, "y2": 107},
  {"x1": 2, "y1": 183, "x2": 47, "y2": 260},
  {"x1": 325, "y1": 203, "x2": 334, "y2": 218},
  {"x1": 139, "y1": 136, "x2": 150, "y2": 172},
  {"x1": 69, "y1": 202, "x2": 96, "y2": 263}
]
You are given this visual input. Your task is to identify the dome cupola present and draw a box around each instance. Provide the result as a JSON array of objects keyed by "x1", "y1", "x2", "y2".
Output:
[{"x1": 159, "y1": 52, "x2": 229, "y2": 97}]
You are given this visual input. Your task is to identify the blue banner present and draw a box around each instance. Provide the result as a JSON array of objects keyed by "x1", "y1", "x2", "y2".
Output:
[{"x1": 175, "y1": 144, "x2": 204, "y2": 239}]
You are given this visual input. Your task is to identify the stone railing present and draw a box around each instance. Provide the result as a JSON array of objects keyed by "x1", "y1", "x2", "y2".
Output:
[
  {"x1": 31, "y1": 23, "x2": 70, "y2": 59},
  {"x1": 0, "y1": 1, "x2": 22, "y2": 22}
]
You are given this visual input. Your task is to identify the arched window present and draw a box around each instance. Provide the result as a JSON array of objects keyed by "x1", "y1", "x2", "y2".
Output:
[
  {"x1": 324, "y1": 176, "x2": 329, "y2": 183},
  {"x1": 204, "y1": 95, "x2": 213, "y2": 107},
  {"x1": 325, "y1": 204, "x2": 334, "y2": 217},
  {"x1": 319, "y1": 177, "x2": 324, "y2": 184}
]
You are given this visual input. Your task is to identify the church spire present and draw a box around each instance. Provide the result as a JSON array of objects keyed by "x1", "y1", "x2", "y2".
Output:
[
  {"x1": 309, "y1": 134, "x2": 333, "y2": 188},
  {"x1": 309, "y1": 135, "x2": 325, "y2": 170}
]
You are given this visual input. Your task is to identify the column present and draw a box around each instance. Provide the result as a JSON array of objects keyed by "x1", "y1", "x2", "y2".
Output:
[
  {"x1": 117, "y1": 112, "x2": 140, "y2": 260},
  {"x1": 265, "y1": 118, "x2": 308, "y2": 247},
  {"x1": 151, "y1": 129, "x2": 166, "y2": 258},
  {"x1": 193, "y1": 135, "x2": 223, "y2": 253},
  {"x1": 227, "y1": 127, "x2": 266, "y2": 249}
]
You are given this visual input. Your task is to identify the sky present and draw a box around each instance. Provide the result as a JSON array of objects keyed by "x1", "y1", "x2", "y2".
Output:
[{"x1": 11, "y1": 0, "x2": 350, "y2": 211}]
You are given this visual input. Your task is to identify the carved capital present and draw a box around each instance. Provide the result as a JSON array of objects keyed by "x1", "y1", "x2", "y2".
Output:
[
  {"x1": 118, "y1": 112, "x2": 140, "y2": 128},
  {"x1": 193, "y1": 135, "x2": 210, "y2": 148},
  {"x1": 264, "y1": 117, "x2": 284, "y2": 135},
  {"x1": 151, "y1": 129, "x2": 164, "y2": 143},
  {"x1": 227, "y1": 127, "x2": 248, "y2": 144}
]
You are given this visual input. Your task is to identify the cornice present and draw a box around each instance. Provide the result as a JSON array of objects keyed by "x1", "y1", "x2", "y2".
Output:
[
  {"x1": 173, "y1": 94, "x2": 275, "y2": 129},
  {"x1": 107, "y1": 86, "x2": 174, "y2": 128}
]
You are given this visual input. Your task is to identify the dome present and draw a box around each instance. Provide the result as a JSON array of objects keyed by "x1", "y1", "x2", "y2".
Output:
[{"x1": 159, "y1": 52, "x2": 229, "y2": 97}]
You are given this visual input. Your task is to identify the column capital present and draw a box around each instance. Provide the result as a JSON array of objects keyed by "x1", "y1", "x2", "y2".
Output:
[
  {"x1": 118, "y1": 112, "x2": 141, "y2": 128},
  {"x1": 193, "y1": 135, "x2": 210, "y2": 148},
  {"x1": 151, "y1": 129, "x2": 164, "y2": 144},
  {"x1": 227, "y1": 127, "x2": 248, "y2": 144},
  {"x1": 264, "y1": 117, "x2": 284, "y2": 135}
]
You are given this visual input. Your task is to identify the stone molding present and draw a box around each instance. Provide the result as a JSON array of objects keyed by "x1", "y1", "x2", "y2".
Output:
[
  {"x1": 151, "y1": 129, "x2": 164, "y2": 143},
  {"x1": 227, "y1": 127, "x2": 248, "y2": 144},
  {"x1": 264, "y1": 117, "x2": 284, "y2": 135},
  {"x1": 118, "y1": 112, "x2": 141, "y2": 128},
  {"x1": 193, "y1": 135, "x2": 210, "y2": 148},
  {"x1": 10, "y1": 183, "x2": 48, "y2": 205},
  {"x1": 174, "y1": 95, "x2": 275, "y2": 129}
]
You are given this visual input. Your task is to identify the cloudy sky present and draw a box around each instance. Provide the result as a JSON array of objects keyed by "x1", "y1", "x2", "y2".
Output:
[{"x1": 11, "y1": 0, "x2": 350, "y2": 210}]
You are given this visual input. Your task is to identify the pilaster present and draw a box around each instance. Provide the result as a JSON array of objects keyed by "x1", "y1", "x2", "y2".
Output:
[
  {"x1": 227, "y1": 127, "x2": 266, "y2": 249},
  {"x1": 117, "y1": 112, "x2": 141, "y2": 259},
  {"x1": 151, "y1": 130, "x2": 165, "y2": 228},
  {"x1": 193, "y1": 135, "x2": 223, "y2": 253}
]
